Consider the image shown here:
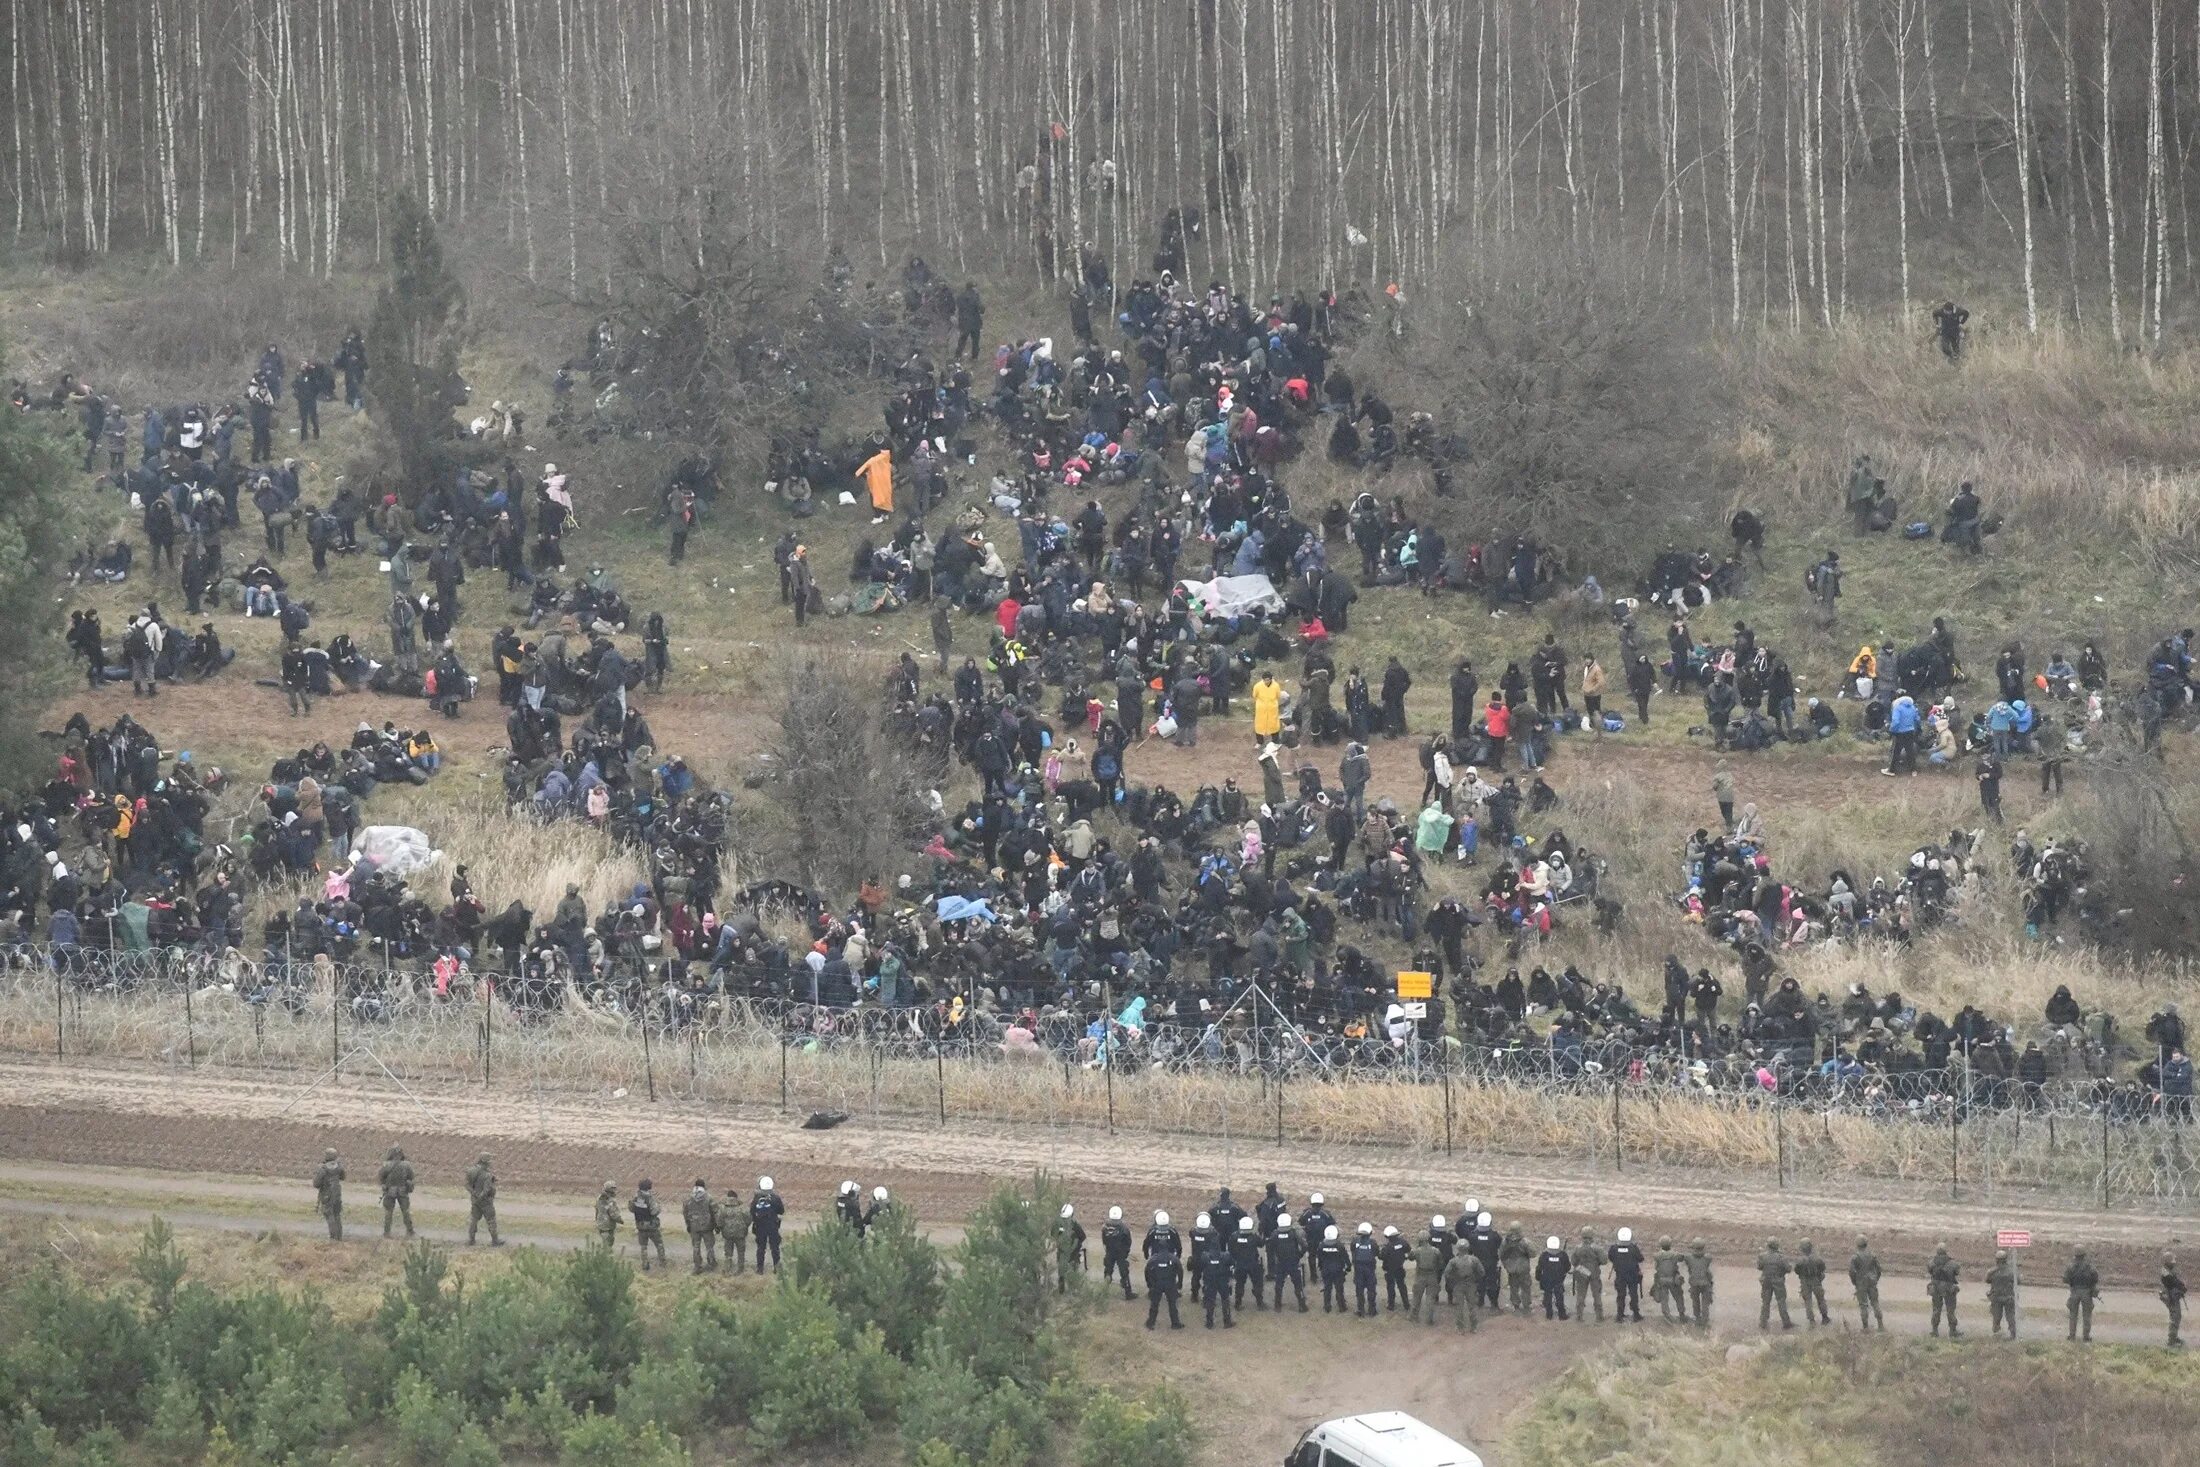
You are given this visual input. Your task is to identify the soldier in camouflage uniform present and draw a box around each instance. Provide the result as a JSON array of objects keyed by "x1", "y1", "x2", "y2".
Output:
[
  {"x1": 464, "y1": 1153, "x2": 501, "y2": 1246},
  {"x1": 1927, "y1": 1242, "x2": 1963, "y2": 1337},
  {"x1": 594, "y1": 1182, "x2": 621, "y2": 1250},
  {"x1": 1685, "y1": 1239, "x2": 1715, "y2": 1329},
  {"x1": 2162, "y1": 1252, "x2": 2186, "y2": 1348},
  {"x1": 683, "y1": 1179, "x2": 719, "y2": 1272},
  {"x1": 1987, "y1": 1249, "x2": 2018, "y2": 1338},
  {"x1": 1651, "y1": 1237, "x2": 1685, "y2": 1324},
  {"x1": 312, "y1": 1149, "x2": 345, "y2": 1241},
  {"x1": 1500, "y1": 1223, "x2": 1534, "y2": 1314},
  {"x1": 1849, "y1": 1236, "x2": 1885, "y2": 1331},
  {"x1": 717, "y1": 1186, "x2": 750, "y2": 1265},
  {"x1": 1756, "y1": 1238, "x2": 1794, "y2": 1330},
  {"x1": 1443, "y1": 1248, "x2": 1484, "y2": 1333},
  {"x1": 378, "y1": 1145, "x2": 416, "y2": 1238},
  {"x1": 1411, "y1": 1236, "x2": 1446, "y2": 1324},
  {"x1": 1569, "y1": 1227, "x2": 1606, "y2": 1323},
  {"x1": 1794, "y1": 1239, "x2": 1830, "y2": 1326},
  {"x1": 630, "y1": 1178, "x2": 667, "y2": 1271},
  {"x1": 2064, "y1": 1246, "x2": 2099, "y2": 1342}
]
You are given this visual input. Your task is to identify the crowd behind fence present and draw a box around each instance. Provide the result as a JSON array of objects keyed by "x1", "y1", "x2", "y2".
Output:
[{"x1": 3, "y1": 944, "x2": 2196, "y2": 1215}]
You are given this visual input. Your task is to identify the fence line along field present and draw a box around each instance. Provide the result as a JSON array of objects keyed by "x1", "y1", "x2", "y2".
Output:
[{"x1": 6, "y1": 954, "x2": 2198, "y2": 1218}]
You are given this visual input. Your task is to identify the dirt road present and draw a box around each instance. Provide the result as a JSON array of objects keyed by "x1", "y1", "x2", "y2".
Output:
[
  {"x1": 4, "y1": 1057, "x2": 2192, "y2": 1467},
  {"x1": 2, "y1": 1056, "x2": 2189, "y2": 1277}
]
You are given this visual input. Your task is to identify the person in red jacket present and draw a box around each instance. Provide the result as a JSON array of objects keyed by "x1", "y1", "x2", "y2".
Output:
[{"x1": 1484, "y1": 696, "x2": 1512, "y2": 769}]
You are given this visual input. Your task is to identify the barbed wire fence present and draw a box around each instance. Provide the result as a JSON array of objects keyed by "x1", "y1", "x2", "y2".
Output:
[{"x1": 3, "y1": 943, "x2": 2197, "y2": 1217}]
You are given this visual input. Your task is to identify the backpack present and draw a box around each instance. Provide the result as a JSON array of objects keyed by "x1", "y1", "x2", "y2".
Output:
[
  {"x1": 123, "y1": 624, "x2": 152, "y2": 660},
  {"x1": 1803, "y1": 563, "x2": 1822, "y2": 594}
]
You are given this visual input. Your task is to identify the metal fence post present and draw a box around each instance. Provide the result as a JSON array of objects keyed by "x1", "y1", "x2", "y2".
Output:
[
  {"x1": 781, "y1": 1025, "x2": 791, "y2": 1113},
  {"x1": 2100, "y1": 1099, "x2": 2111, "y2": 1208},
  {"x1": 1614, "y1": 1077, "x2": 1626, "y2": 1172},
  {"x1": 183, "y1": 972, "x2": 196, "y2": 1069},
  {"x1": 53, "y1": 961, "x2": 63, "y2": 1059},
  {"x1": 1442, "y1": 1058, "x2": 1454, "y2": 1157},
  {"x1": 481, "y1": 977, "x2": 493, "y2": 1086},
  {"x1": 1952, "y1": 1051, "x2": 1966, "y2": 1202},
  {"x1": 1101, "y1": 979, "x2": 1116, "y2": 1136},
  {"x1": 1774, "y1": 1100, "x2": 1786, "y2": 1190},
  {"x1": 934, "y1": 1026, "x2": 946, "y2": 1124},
  {"x1": 641, "y1": 1015, "x2": 657, "y2": 1102}
]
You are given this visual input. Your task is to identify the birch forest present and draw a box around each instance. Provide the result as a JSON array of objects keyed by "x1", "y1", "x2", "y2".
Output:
[{"x1": 6, "y1": 0, "x2": 2200, "y2": 337}]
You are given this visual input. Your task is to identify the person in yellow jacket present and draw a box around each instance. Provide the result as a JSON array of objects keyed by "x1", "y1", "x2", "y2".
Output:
[
  {"x1": 858, "y1": 445, "x2": 894, "y2": 523},
  {"x1": 1848, "y1": 644, "x2": 1878, "y2": 699},
  {"x1": 1251, "y1": 672, "x2": 1284, "y2": 743}
]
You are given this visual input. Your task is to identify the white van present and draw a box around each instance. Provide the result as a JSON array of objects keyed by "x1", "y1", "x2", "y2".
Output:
[{"x1": 1285, "y1": 1412, "x2": 1486, "y2": 1467}]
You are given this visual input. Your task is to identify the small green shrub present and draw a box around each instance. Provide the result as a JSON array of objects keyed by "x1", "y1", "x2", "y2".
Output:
[
  {"x1": 142, "y1": 1373, "x2": 205, "y2": 1463},
  {"x1": 741, "y1": 1287, "x2": 902, "y2": 1450},
  {"x1": 558, "y1": 1411, "x2": 690, "y2": 1467},
  {"x1": 1076, "y1": 1386, "x2": 1196, "y2": 1467},
  {"x1": 786, "y1": 1200, "x2": 944, "y2": 1358},
  {"x1": 900, "y1": 1358, "x2": 1048, "y2": 1467},
  {"x1": 615, "y1": 1351, "x2": 710, "y2": 1440}
]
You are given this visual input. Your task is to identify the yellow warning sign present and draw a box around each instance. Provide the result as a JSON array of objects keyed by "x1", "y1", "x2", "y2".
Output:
[{"x1": 1396, "y1": 970, "x2": 1434, "y2": 999}]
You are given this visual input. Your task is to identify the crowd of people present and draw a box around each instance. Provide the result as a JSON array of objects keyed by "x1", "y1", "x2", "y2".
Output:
[{"x1": 7, "y1": 239, "x2": 2195, "y2": 1134}]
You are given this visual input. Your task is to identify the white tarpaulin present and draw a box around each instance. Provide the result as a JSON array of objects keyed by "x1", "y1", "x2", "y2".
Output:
[
  {"x1": 1178, "y1": 573, "x2": 1284, "y2": 619},
  {"x1": 354, "y1": 826, "x2": 439, "y2": 876}
]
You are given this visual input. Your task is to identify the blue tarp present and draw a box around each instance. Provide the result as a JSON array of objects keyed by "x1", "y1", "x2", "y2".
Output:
[{"x1": 934, "y1": 894, "x2": 999, "y2": 925}]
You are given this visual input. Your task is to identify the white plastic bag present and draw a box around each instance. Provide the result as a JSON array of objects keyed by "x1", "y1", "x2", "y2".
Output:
[{"x1": 354, "y1": 825, "x2": 439, "y2": 876}]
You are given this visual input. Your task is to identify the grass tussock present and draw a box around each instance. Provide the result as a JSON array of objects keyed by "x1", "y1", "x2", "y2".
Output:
[{"x1": 1506, "y1": 1331, "x2": 2200, "y2": 1467}]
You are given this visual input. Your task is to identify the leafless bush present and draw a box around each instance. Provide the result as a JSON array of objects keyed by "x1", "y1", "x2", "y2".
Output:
[
  {"x1": 1355, "y1": 238, "x2": 1736, "y2": 574},
  {"x1": 755, "y1": 655, "x2": 934, "y2": 894}
]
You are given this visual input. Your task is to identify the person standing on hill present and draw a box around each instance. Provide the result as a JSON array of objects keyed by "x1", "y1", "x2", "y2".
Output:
[
  {"x1": 668, "y1": 487, "x2": 698, "y2": 563},
  {"x1": 334, "y1": 328, "x2": 368, "y2": 409},
  {"x1": 1935, "y1": 301, "x2": 1970, "y2": 360},
  {"x1": 2162, "y1": 1253, "x2": 2186, "y2": 1348},
  {"x1": 954, "y1": 283, "x2": 985, "y2": 360},
  {"x1": 789, "y1": 546, "x2": 815, "y2": 627},
  {"x1": 1380, "y1": 657, "x2": 1413, "y2": 738},
  {"x1": 293, "y1": 358, "x2": 332, "y2": 439},
  {"x1": 858, "y1": 442, "x2": 894, "y2": 525}
]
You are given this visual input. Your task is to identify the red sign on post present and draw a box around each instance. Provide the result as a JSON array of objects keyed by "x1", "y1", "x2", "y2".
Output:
[{"x1": 1995, "y1": 1230, "x2": 2032, "y2": 1249}]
